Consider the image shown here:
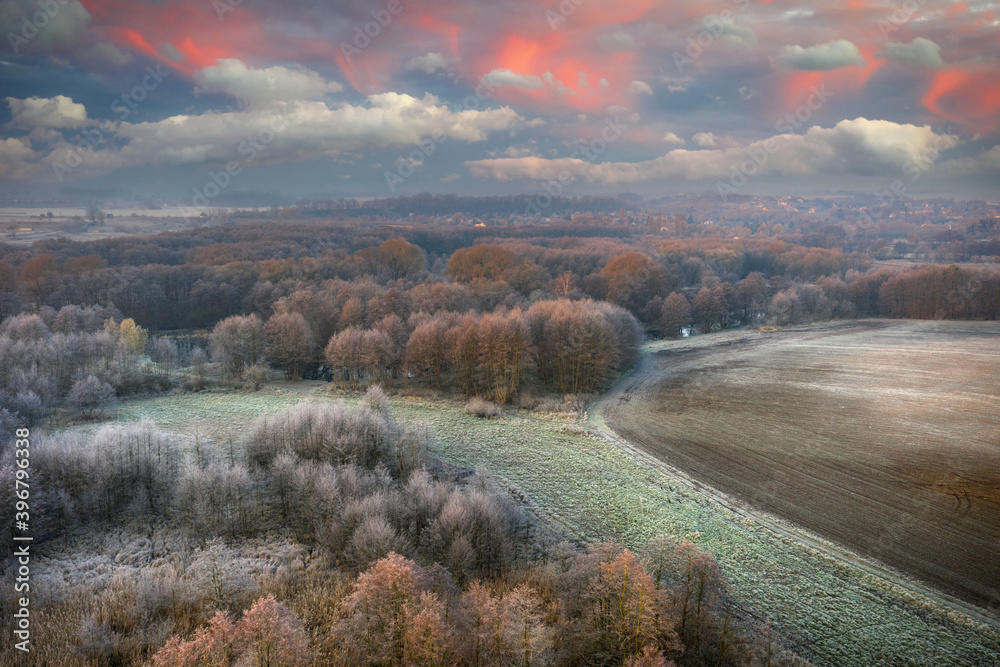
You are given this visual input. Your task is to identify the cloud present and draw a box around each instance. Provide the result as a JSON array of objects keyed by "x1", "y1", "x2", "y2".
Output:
[
  {"x1": 396, "y1": 155, "x2": 423, "y2": 168},
  {"x1": 775, "y1": 40, "x2": 866, "y2": 71},
  {"x1": 194, "y1": 59, "x2": 343, "y2": 107},
  {"x1": 720, "y1": 23, "x2": 757, "y2": 50},
  {"x1": 440, "y1": 172, "x2": 461, "y2": 183},
  {"x1": 600, "y1": 30, "x2": 640, "y2": 51},
  {"x1": 27, "y1": 92, "x2": 520, "y2": 179},
  {"x1": 692, "y1": 132, "x2": 717, "y2": 147},
  {"x1": 661, "y1": 76, "x2": 693, "y2": 93},
  {"x1": 939, "y1": 145, "x2": 1000, "y2": 175},
  {"x1": 405, "y1": 52, "x2": 459, "y2": 74},
  {"x1": 3, "y1": 0, "x2": 995, "y2": 195},
  {"x1": 663, "y1": 132, "x2": 685, "y2": 146},
  {"x1": 488, "y1": 144, "x2": 538, "y2": 158},
  {"x1": 627, "y1": 80, "x2": 653, "y2": 95},
  {"x1": 0, "y1": 0, "x2": 92, "y2": 53},
  {"x1": 465, "y1": 118, "x2": 959, "y2": 184},
  {"x1": 77, "y1": 41, "x2": 133, "y2": 67},
  {"x1": 486, "y1": 68, "x2": 544, "y2": 90},
  {"x1": 6, "y1": 96, "x2": 90, "y2": 129},
  {"x1": 0, "y1": 138, "x2": 37, "y2": 179},
  {"x1": 981, "y1": 145, "x2": 1000, "y2": 170},
  {"x1": 879, "y1": 38, "x2": 943, "y2": 69}
]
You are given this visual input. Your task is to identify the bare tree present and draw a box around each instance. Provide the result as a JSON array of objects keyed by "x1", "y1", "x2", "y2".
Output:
[
  {"x1": 265, "y1": 311, "x2": 315, "y2": 380},
  {"x1": 67, "y1": 375, "x2": 117, "y2": 420},
  {"x1": 660, "y1": 293, "x2": 691, "y2": 339},
  {"x1": 210, "y1": 314, "x2": 265, "y2": 380},
  {"x1": 86, "y1": 203, "x2": 103, "y2": 224},
  {"x1": 405, "y1": 314, "x2": 455, "y2": 390},
  {"x1": 375, "y1": 238, "x2": 426, "y2": 281},
  {"x1": 153, "y1": 596, "x2": 312, "y2": 667}
]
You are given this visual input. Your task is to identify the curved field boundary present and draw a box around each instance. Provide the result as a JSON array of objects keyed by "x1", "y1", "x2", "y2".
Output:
[
  {"x1": 592, "y1": 320, "x2": 1000, "y2": 665},
  {"x1": 111, "y1": 355, "x2": 1000, "y2": 666}
]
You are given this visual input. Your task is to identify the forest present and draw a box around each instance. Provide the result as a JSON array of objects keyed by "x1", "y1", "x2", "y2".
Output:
[
  {"x1": 1, "y1": 214, "x2": 999, "y2": 666},
  {"x1": 1, "y1": 218, "x2": 999, "y2": 422}
]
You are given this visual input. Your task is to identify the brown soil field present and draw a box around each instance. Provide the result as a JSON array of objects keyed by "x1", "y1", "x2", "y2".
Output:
[{"x1": 604, "y1": 320, "x2": 1000, "y2": 609}]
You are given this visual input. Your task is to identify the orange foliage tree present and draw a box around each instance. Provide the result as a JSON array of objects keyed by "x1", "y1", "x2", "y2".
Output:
[{"x1": 152, "y1": 595, "x2": 312, "y2": 667}]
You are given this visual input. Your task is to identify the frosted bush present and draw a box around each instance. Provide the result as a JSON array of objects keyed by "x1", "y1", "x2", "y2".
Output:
[
  {"x1": 465, "y1": 397, "x2": 501, "y2": 419},
  {"x1": 244, "y1": 400, "x2": 398, "y2": 470},
  {"x1": 67, "y1": 374, "x2": 118, "y2": 419}
]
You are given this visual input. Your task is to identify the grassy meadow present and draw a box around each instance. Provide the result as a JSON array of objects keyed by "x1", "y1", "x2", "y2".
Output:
[{"x1": 92, "y1": 370, "x2": 1000, "y2": 667}]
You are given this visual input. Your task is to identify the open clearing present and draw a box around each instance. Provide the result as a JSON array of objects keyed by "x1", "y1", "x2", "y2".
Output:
[
  {"x1": 102, "y1": 359, "x2": 1000, "y2": 666},
  {"x1": 603, "y1": 320, "x2": 1000, "y2": 611}
]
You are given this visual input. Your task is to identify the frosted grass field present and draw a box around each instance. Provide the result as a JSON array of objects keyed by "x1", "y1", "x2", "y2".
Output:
[{"x1": 108, "y1": 382, "x2": 1000, "y2": 666}]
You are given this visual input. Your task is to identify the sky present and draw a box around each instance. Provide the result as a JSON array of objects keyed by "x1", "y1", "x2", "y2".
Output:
[{"x1": 1, "y1": 0, "x2": 999, "y2": 204}]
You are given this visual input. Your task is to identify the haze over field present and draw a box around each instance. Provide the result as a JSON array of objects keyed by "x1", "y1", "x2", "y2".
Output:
[{"x1": 1, "y1": 0, "x2": 999, "y2": 202}]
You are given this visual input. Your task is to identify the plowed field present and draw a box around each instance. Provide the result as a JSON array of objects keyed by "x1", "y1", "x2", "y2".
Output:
[{"x1": 604, "y1": 320, "x2": 1000, "y2": 608}]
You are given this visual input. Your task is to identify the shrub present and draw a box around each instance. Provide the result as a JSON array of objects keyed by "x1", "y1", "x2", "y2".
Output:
[
  {"x1": 343, "y1": 516, "x2": 410, "y2": 571},
  {"x1": 244, "y1": 401, "x2": 397, "y2": 470},
  {"x1": 67, "y1": 375, "x2": 118, "y2": 420},
  {"x1": 243, "y1": 363, "x2": 270, "y2": 391},
  {"x1": 465, "y1": 397, "x2": 501, "y2": 419},
  {"x1": 362, "y1": 383, "x2": 390, "y2": 415},
  {"x1": 533, "y1": 394, "x2": 592, "y2": 416},
  {"x1": 426, "y1": 488, "x2": 519, "y2": 581},
  {"x1": 518, "y1": 392, "x2": 539, "y2": 410}
]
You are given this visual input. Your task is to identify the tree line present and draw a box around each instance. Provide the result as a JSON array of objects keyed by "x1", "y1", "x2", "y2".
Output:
[
  {"x1": 208, "y1": 296, "x2": 642, "y2": 403},
  {"x1": 2, "y1": 225, "x2": 999, "y2": 427}
]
